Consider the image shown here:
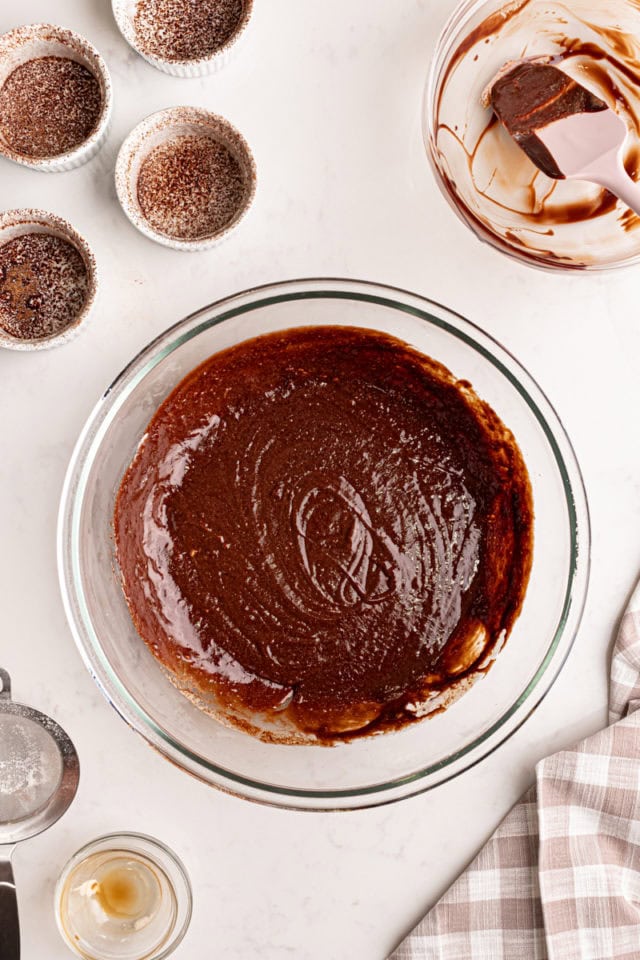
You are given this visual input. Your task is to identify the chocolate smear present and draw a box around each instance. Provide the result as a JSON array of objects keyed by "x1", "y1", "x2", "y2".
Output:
[{"x1": 486, "y1": 60, "x2": 608, "y2": 178}]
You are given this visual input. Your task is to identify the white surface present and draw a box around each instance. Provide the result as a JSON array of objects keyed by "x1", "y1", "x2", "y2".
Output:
[{"x1": 0, "y1": 1, "x2": 639, "y2": 958}]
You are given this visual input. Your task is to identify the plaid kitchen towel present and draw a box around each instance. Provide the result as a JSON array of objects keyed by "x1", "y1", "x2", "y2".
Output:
[{"x1": 391, "y1": 581, "x2": 640, "y2": 960}]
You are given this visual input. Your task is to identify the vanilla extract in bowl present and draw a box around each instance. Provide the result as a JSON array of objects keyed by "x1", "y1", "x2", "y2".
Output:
[{"x1": 55, "y1": 834, "x2": 192, "y2": 960}]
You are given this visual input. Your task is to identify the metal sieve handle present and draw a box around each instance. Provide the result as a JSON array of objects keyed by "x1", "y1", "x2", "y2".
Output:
[
  {"x1": 0, "y1": 853, "x2": 19, "y2": 959},
  {"x1": 0, "y1": 669, "x2": 11, "y2": 700}
]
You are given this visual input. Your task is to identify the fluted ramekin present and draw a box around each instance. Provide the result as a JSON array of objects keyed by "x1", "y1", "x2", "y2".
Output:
[
  {"x1": 0, "y1": 24, "x2": 112, "y2": 173},
  {"x1": 112, "y1": 0, "x2": 254, "y2": 77},
  {"x1": 115, "y1": 106, "x2": 257, "y2": 251},
  {"x1": 0, "y1": 209, "x2": 98, "y2": 351}
]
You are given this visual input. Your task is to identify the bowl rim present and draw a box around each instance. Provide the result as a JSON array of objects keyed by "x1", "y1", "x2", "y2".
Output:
[{"x1": 57, "y1": 278, "x2": 591, "y2": 810}]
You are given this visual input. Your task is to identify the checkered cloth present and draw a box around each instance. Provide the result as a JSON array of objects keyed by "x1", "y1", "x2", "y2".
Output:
[{"x1": 391, "y1": 581, "x2": 640, "y2": 960}]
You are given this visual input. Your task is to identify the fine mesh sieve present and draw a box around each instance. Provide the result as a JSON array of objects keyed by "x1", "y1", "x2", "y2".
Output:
[{"x1": 0, "y1": 668, "x2": 79, "y2": 959}]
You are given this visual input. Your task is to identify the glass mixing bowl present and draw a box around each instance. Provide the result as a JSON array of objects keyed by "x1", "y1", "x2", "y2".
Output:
[
  {"x1": 425, "y1": 0, "x2": 640, "y2": 271},
  {"x1": 57, "y1": 279, "x2": 589, "y2": 810}
]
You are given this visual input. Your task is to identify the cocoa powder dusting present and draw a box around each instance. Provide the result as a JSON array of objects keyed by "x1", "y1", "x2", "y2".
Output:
[
  {"x1": 0, "y1": 234, "x2": 89, "y2": 341},
  {"x1": 0, "y1": 57, "x2": 102, "y2": 159},
  {"x1": 134, "y1": 0, "x2": 245, "y2": 62},
  {"x1": 136, "y1": 134, "x2": 247, "y2": 241}
]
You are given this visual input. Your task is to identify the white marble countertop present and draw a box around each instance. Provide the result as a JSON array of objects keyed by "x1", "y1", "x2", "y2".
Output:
[{"x1": 2, "y1": 1, "x2": 640, "y2": 957}]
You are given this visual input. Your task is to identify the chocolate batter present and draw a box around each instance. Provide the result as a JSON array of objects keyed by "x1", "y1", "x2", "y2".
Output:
[
  {"x1": 114, "y1": 327, "x2": 533, "y2": 743},
  {"x1": 487, "y1": 60, "x2": 608, "y2": 178}
]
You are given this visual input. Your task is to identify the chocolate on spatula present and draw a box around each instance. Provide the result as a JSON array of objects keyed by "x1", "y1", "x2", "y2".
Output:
[
  {"x1": 484, "y1": 59, "x2": 640, "y2": 216},
  {"x1": 484, "y1": 60, "x2": 608, "y2": 178}
]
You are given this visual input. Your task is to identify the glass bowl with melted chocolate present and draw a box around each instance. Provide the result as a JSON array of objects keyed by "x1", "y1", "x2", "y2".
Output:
[
  {"x1": 426, "y1": 0, "x2": 640, "y2": 270},
  {"x1": 59, "y1": 280, "x2": 589, "y2": 809}
]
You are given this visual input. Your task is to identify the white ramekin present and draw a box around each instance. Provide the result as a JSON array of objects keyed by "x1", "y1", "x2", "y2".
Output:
[
  {"x1": 115, "y1": 106, "x2": 257, "y2": 252},
  {"x1": 0, "y1": 24, "x2": 112, "y2": 173},
  {"x1": 0, "y1": 209, "x2": 98, "y2": 351},
  {"x1": 111, "y1": 0, "x2": 254, "y2": 77}
]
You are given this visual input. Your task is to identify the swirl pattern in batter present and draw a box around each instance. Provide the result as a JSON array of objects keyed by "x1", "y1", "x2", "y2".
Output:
[{"x1": 114, "y1": 326, "x2": 533, "y2": 743}]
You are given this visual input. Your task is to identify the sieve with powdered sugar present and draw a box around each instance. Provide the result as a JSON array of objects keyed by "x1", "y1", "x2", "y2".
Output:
[{"x1": 0, "y1": 667, "x2": 79, "y2": 959}]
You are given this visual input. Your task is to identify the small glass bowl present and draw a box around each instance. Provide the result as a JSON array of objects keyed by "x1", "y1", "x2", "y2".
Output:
[
  {"x1": 57, "y1": 279, "x2": 590, "y2": 810},
  {"x1": 425, "y1": 0, "x2": 640, "y2": 271},
  {"x1": 54, "y1": 833, "x2": 192, "y2": 960}
]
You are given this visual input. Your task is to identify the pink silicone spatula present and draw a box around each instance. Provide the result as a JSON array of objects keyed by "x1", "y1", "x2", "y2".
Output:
[{"x1": 486, "y1": 60, "x2": 640, "y2": 216}]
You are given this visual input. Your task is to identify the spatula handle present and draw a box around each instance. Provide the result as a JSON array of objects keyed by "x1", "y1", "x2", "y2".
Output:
[
  {"x1": 591, "y1": 161, "x2": 640, "y2": 219},
  {"x1": 0, "y1": 856, "x2": 19, "y2": 960}
]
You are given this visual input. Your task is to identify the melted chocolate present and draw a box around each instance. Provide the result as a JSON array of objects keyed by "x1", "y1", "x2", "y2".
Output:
[
  {"x1": 489, "y1": 61, "x2": 608, "y2": 178},
  {"x1": 443, "y1": 0, "x2": 533, "y2": 87},
  {"x1": 114, "y1": 327, "x2": 533, "y2": 743},
  {"x1": 434, "y1": 3, "x2": 640, "y2": 264}
]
